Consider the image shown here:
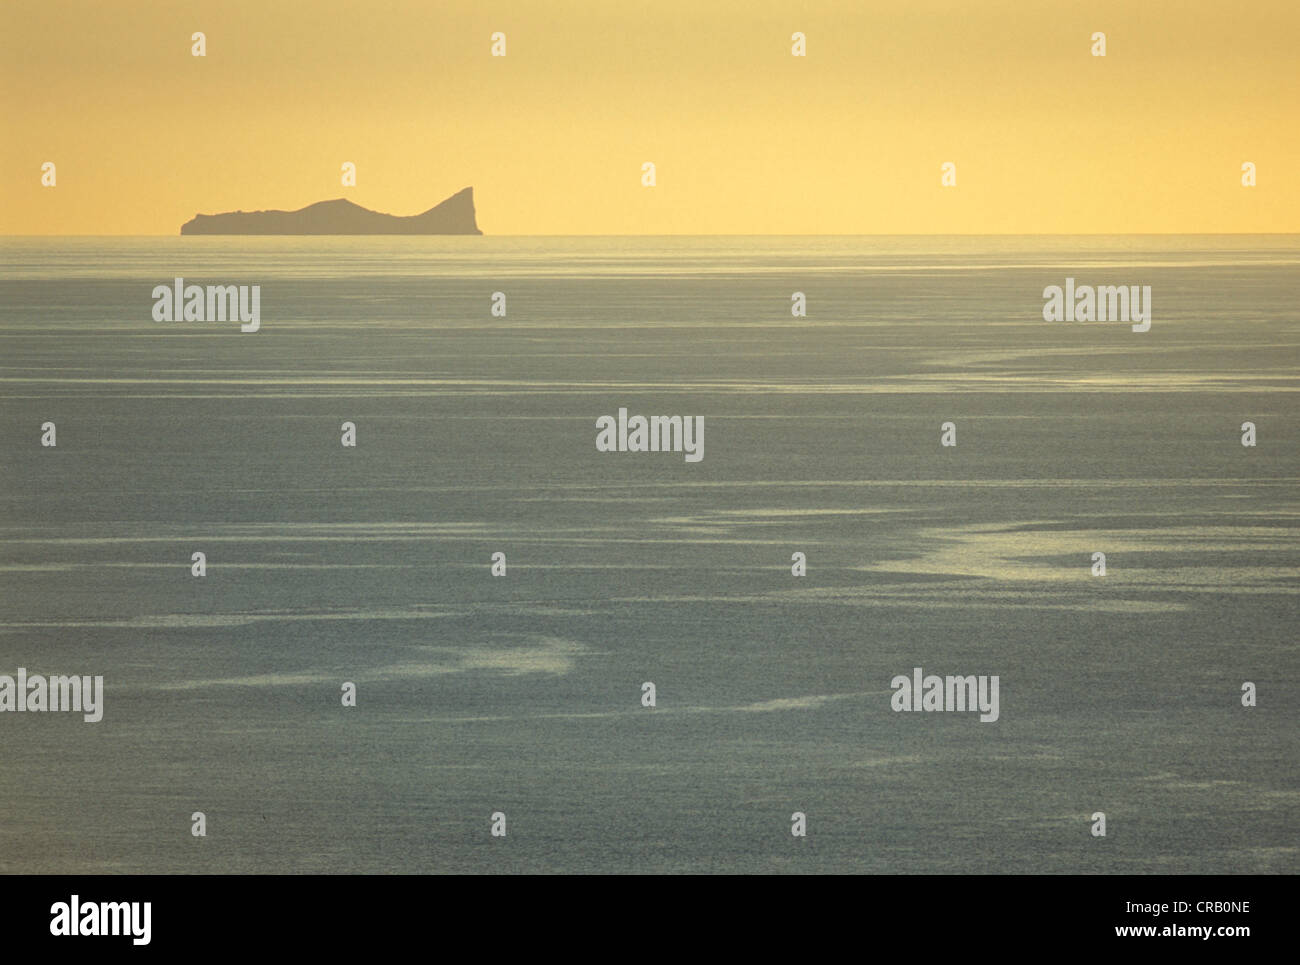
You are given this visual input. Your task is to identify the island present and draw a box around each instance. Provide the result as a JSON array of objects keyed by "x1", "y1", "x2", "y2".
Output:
[{"x1": 180, "y1": 187, "x2": 482, "y2": 235}]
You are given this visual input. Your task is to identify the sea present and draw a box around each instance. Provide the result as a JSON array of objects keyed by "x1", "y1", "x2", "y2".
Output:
[{"x1": 0, "y1": 235, "x2": 1296, "y2": 873}]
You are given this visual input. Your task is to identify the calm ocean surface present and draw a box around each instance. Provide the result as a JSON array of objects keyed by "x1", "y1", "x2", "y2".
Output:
[{"x1": 1, "y1": 235, "x2": 1296, "y2": 873}]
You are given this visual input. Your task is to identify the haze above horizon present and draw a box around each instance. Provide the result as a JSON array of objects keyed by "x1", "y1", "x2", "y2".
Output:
[{"x1": 3, "y1": 0, "x2": 1297, "y2": 235}]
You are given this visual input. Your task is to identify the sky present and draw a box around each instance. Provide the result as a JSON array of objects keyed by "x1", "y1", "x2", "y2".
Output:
[{"x1": 2, "y1": 0, "x2": 1297, "y2": 234}]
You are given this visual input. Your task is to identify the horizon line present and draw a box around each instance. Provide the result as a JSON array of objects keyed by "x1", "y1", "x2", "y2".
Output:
[{"x1": 5, "y1": 231, "x2": 1300, "y2": 239}]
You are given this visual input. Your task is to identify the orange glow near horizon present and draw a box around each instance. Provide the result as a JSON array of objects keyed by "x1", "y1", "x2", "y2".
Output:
[{"x1": 2, "y1": 0, "x2": 1298, "y2": 235}]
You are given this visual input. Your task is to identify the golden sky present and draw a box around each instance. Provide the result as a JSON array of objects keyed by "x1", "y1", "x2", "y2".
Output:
[{"x1": 2, "y1": 0, "x2": 1297, "y2": 234}]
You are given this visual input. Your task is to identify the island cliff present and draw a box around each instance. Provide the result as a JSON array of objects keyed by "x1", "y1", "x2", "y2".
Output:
[{"x1": 180, "y1": 187, "x2": 482, "y2": 235}]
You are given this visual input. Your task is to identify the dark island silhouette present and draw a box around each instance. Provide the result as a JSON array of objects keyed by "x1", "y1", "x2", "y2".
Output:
[{"x1": 180, "y1": 187, "x2": 481, "y2": 235}]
